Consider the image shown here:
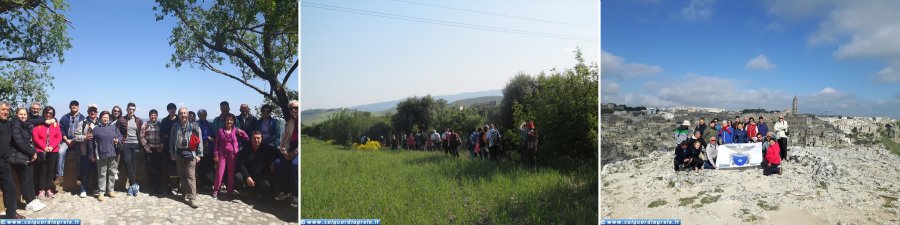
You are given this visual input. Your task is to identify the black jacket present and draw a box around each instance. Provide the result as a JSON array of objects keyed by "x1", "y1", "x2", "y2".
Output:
[
  {"x1": 0, "y1": 120, "x2": 10, "y2": 158},
  {"x1": 9, "y1": 119, "x2": 36, "y2": 156}
]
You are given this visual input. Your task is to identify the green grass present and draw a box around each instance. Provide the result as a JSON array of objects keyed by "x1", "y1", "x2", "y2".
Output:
[
  {"x1": 879, "y1": 137, "x2": 900, "y2": 157},
  {"x1": 678, "y1": 196, "x2": 697, "y2": 206},
  {"x1": 757, "y1": 200, "x2": 779, "y2": 211},
  {"x1": 881, "y1": 195, "x2": 897, "y2": 208},
  {"x1": 301, "y1": 136, "x2": 597, "y2": 224},
  {"x1": 648, "y1": 199, "x2": 667, "y2": 208}
]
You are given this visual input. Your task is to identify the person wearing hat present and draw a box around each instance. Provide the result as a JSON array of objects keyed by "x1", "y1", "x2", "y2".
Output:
[
  {"x1": 73, "y1": 104, "x2": 99, "y2": 198},
  {"x1": 673, "y1": 120, "x2": 691, "y2": 146}
]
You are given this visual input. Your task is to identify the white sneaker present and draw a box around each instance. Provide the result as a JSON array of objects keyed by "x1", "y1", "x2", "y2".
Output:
[
  {"x1": 26, "y1": 200, "x2": 45, "y2": 211},
  {"x1": 79, "y1": 191, "x2": 87, "y2": 198}
]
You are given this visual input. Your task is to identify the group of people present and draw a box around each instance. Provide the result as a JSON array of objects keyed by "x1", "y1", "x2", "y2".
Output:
[
  {"x1": 381, "y1": 122, "x2": 538, "y2": 167},
  {"x1": 0, "y1": 99, "x2": 299, "y2": 219},
  {"x1": 672, "y1": 115, "x2": 790, "y2": 176}
]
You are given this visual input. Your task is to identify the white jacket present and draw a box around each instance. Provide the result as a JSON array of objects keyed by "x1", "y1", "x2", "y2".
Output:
[{"x1": 773, "y1": 121, "x2": 789, "y2": 138}]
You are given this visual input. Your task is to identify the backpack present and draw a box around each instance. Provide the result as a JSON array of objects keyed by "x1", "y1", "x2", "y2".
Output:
[
  {"x1": 449, "y1": 133, "x2": 460, "y2": 146},
  {"x1": 527, "y1": 130, "x2": 538, "y2": 142}
]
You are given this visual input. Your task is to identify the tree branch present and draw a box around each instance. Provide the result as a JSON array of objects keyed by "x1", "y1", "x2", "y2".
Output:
[
  {"x1": 200, "y1": 59, "x2": 273, "y2": 100},
  {"x1": 173, "y1": 9, "x2": 267, "y2": 79},
  {"x1": 0, "y1": 56, "x2": 38, "y2": 63},
  {"x1": 282, "y1": 60, "x2": 297, "y2": 85}
]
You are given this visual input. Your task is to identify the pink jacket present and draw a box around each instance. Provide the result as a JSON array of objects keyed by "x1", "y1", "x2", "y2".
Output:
[
  {"x1": 214, "y1": 127, "x2": 248, "y2": 156},
  {"x1": 33, "y1": 123, "x2": 63, "y2": 153}
]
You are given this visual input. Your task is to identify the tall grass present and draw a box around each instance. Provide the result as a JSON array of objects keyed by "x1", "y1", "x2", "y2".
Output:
[{"x1": 301, "y1": 136, "x2": 597, "y2": 224}]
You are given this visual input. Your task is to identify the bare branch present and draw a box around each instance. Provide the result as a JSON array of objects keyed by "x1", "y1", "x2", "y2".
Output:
[
  {"x1": 173, "y1": 9, "x2": 267, "y2": 78},
  {"x1": 282, "y1": 60, "x2": 298, "y2": 85},
  {"x1": 0, "y1": 56, "x2": 38, "y2": 63},
  {"x1": 200, "y1": 59, "x2": 273, "y2": 100}
]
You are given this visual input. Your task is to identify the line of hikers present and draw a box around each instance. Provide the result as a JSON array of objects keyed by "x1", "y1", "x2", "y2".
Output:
[
  {"x1": 0, "y1": 100, "x2": 298, "y2": 219},
  {"x1": 377, "y1": 121, "x2": 539, "y2": 168},
  {"x1": 672, "y1": 116, "x2": 789, "y2": 176}
]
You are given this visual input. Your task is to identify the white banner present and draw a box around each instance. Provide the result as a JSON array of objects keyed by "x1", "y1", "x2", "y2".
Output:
[{"x1": 715, "y1": 143, "x2": 763, "y2": 169}]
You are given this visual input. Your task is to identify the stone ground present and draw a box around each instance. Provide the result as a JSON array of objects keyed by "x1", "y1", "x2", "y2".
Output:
[
  {"x1": 8, "y1": 190, "x2": 298, "y2": 225},
  {"x1": 0, "y1": 153, "x2": 297, "y2": 224},
  {"x1": 602, "y1": 146, "x2": 900, "y2": 225}
]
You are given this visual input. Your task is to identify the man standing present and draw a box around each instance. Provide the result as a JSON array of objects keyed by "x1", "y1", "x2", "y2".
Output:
[
  {"x1": 116, "y1": 102, "x2": 143, "y2": 196},
  {"x1": 674, "y1": 120, "x2": 690, "y2": 146},
  {"x1": 212, "y1": 101, "x2": 232, "y2": 140},
  {"x1": 488, "y1": 124, "x2": 501, "y2": 160},
  {"x1": 695, "y1": 118, "x2": 707, "y2": 135},
  {"x1": 170, "y1": 107, "x2": 203, "y2": 208},
  {"x1": 58, "y1": 100, "x2": 85, "y2": 185},
  {"x1": 702, "y1": 121, "x2": 718, "y2": 143},
  {"x1": 73, "y1": 104, "x2": 98, "y2": 198},
  {"x1": 237, "y1": 104, "x2": 257, "y2": 135},
  {"x1": 159, "y1": 103, "x2": 178, "y2": 195},
  {"x1": 0, "y1": 101, "x2": 26, "y2": 219},
  {"x1": 757, "y1": 116, "x2": 769, "y2": 138},
  {"x1": 773, "y1": 116, "x2": 789, "y2": 161}
]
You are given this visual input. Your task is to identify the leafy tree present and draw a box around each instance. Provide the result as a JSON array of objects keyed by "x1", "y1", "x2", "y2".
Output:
[
  {"x1": 155, "y1": 0, "x2": 298, "y2": 115},
  {"x1": 514, "y1": 48, "x2": 598, "y2": 165},
  {"x1": 391, "y1": 95, "x2": 447, "y2": 133},
  {"x1": 0, "y1": 0, "x2": 71, "y2": 106},
  {"x1": 500, "y1": 73, "x2": 538, "y2": 130}
]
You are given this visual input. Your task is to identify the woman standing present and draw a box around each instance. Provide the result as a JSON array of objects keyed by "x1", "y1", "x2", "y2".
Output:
[
  {"x1": 32, "y1": 106, "x2": 61, "y2": 199},
  {"x1": 10, "y1": 108, "x2": 45, "y2": 211},
  {"x1": 212, "y1": 114, "x2": 248, "y2": 199},
  {"x1": 90, "y1": 111, "x2": 122, "y2": 201}
]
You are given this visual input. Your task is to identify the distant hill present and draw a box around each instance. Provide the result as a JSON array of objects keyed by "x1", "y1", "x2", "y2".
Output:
[
  {"x1": 348, "y1": 89, "x2": 502, "y2": 112},
  {"x1": 302, "y1": 90, "x2": 503, "y2": 126},
  {"x1": 449, "y1": 96, "x2": 503, "y2": 108}
]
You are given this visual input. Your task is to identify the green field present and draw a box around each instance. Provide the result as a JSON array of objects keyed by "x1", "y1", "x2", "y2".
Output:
[{"x1": 301, "y1": 136, "x2": 597, "y2": 224}]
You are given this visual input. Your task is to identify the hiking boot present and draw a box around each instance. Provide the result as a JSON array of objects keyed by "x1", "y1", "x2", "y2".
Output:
[
  {"x1": 188, "y1": 199, "x2": 199, "y2": 208},
  {"x1": 107, "y1": 192, "x2": 117, "y2": 198},
  {"x1": 97, "y1": 195, "x2": 106, "y2": 202},
  {"x1": 212, "y1": 193, "x2": 218, "y2": 199},
  {"x1": 37, "y1": 190, "x2": 46, "y2": 199},
  {"x1": 45, "y1": 190, "x2": 55, "y2": 198}
]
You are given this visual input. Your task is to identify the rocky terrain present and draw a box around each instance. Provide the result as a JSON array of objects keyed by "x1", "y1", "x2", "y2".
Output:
[
  {"x1": 601, "y1": 146, "x2": 900, "y2": 224},
  {"x1": 602, "y1": 112, "x2": 852, "y2": 166}
]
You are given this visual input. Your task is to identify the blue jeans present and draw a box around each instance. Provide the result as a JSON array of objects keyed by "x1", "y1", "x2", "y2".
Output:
[{"x1": 58, "y1": 141, "x2": 78, "y2": 177}]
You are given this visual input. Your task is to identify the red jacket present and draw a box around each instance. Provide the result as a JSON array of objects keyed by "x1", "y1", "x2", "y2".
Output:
[
  {"x1": 747, "y1": 123, "x2": 758, "y2": 138},
  {"x1": 33, "y1": 123, "x2": 63, "y2": 153},
  {"x1": 765, "y1": 142, "x2": 781, "y2": 165}
]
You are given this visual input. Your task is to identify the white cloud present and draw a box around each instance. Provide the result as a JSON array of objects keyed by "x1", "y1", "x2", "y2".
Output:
[
  {"x1": 819, "y1": 87, "x2": 839, "y2": 94},
  {"x1": 767, "y1": 0, "x2": 900, "y2": 82},
  {"x1": 681, "y1": 0, "x2": 715, "y2": 21},
  {"x1": 602, "y1": 81, "x2": 620, "y2": 95},
  {"x1": 872, "y1": 66, "x2": 900, "y2": 82},
  {"x1": 746, "y1": 54, "x2": 777, "y2": 70},
  {"x1": 601, "y1": 50, "x2": 662, "y2": 79}
]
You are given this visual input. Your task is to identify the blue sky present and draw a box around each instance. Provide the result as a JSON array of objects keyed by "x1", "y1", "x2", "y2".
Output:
[
  {"x1": 602, "y1": 0, "x2": 900, "y2": 118},
  {"x1": 39, "y1": 1, "x2": 297, "y2": 119},
  {"x1": 301, "y1": 0, "x2": 598, "y2": 110}
]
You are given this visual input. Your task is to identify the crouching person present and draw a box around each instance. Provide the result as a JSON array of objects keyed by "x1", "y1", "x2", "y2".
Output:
[
  {"x1": 673, "y1": 140, "x2": 702, "y2": 171},
  {"x1": 763, "y1": 136, "x2": 782, "y2": 176}
]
